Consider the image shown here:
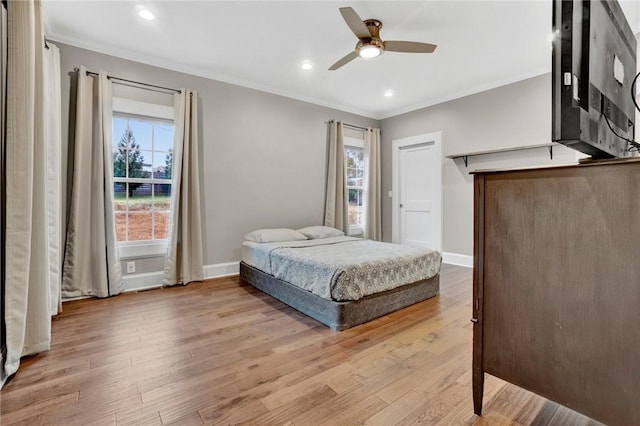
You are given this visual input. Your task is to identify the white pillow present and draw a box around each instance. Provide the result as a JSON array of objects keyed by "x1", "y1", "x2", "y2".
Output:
[
  {"x1": 244, "y1": 228, "x2": 308, "y2": 243},
  {"x1": 296, "y1": 226, "x2": 345, "y2": 239}
]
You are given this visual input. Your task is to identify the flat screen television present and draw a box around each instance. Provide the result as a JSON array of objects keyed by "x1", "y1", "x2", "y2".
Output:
[{"x1": 552, "y1": 0, "x2": 638, "y2": 159}]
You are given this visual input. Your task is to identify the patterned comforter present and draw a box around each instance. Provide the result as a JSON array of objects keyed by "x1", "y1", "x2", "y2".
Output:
[{"x1": 241, "y1": 236, "x2": 441, "y2": 301}]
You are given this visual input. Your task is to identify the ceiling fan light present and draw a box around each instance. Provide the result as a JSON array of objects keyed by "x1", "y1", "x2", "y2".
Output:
[{"x1": 359, "y1": 45, "x2": 382, "y2": 58}]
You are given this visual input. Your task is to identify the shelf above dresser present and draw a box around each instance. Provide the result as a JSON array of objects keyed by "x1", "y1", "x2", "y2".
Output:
[{"x1": 446, "y1": 143, "x2": 560, "y2": 167}]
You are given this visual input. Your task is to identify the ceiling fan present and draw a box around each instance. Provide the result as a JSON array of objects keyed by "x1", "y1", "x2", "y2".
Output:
[{"x1": 329, "y1": 7, "x2": 437, "y2": 70}]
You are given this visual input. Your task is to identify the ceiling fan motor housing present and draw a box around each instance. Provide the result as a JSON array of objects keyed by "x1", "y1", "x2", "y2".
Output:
[
  {"x1": 363, "y1": 19, "x2": 383, "y2": 38},
  {"x1": 357, "y1": 19, "x2": 384, "y2": 56}
]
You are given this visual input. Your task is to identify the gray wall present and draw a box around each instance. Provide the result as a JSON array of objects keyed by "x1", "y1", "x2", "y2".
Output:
[
  {"x1": 58, "y1": 32, "x2": 639, "y2": 270},
  {"x1": 379, "y1": 74, "x2": 580, "y2": 257},
  {"x1": 57, "y1": 43, "x2": 379, "y2": 274}
]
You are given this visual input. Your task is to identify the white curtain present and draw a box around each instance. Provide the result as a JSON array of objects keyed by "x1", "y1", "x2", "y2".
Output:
[
  {"x1": 61, "y1": 66, "x2": 123, "y2": 298},
  {"x1": 2, "y1": 0, "x2": 52, "y2": 386},
  {"x1": 324, "y1": 121, "x2": 348, "y2": 233},
  {"x1": 364, "y1": 128, "x2": 382, "y2": 240},
  {"x1": 44, "y1": 43, "x2": 62, "y2": 315},
  {"x1": 163, "y1": 89, "x2": 204, "y2": 286}
]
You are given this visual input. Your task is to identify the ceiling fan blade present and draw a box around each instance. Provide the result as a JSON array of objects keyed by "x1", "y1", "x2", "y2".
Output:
[
  {"x1": 329, "y1": 51, "x2": 359, "y2": 71},
  {"x1": 384, "y1": 41, "x2": 437, "y2": 53},
  {"x1": 339, "y1": 7, "x2": 371, "y2": 39}
]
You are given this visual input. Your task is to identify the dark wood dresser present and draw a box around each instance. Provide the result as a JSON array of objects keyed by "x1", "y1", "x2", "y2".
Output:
[{"x1": 472, "y1": 158, "x2": 640, "y2": 425}]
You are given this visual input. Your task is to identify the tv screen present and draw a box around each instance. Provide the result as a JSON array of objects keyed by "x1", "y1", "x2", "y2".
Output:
[{"x1": 552, "y1": 0, "x2": 637, "y2": 159}]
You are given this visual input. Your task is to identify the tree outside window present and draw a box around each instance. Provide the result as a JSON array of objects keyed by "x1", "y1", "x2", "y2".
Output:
[
  {"x1": 113, "y1": 125, "x2": 146, "y2": 197},
  {"x1": 112, "y1": 116, "x2": 173, "y2": 242}
]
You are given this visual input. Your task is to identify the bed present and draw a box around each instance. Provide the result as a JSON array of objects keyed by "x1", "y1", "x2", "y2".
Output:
[{"x1": 239, "y1": 226, "x2": 441, "y2": 330}]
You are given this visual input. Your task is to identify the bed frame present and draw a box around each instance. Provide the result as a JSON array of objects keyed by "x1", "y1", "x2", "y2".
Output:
[{"x1": 239, "y1": 261, "x2": 440, "y2": 331}]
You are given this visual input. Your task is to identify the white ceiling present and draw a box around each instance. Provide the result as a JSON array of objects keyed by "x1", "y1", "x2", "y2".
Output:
[{"x1": 43, "y1": 1, "x2": 640, "y2": 120}]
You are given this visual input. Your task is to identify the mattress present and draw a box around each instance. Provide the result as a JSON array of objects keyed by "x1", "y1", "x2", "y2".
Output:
[{"x1": 241, "y1": 236, "x2": 441, "y2": 301}]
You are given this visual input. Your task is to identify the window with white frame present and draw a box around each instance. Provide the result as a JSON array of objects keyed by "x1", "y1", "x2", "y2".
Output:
[
  {"x1": 112, "y1": 98, "x2": 174, "y2": 258},
  {"x1": 345, "y1": 136, "x2": 365, "y2": 236}
]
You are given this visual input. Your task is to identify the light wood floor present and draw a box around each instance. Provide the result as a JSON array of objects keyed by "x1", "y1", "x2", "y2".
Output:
[{"x1": 1, "y1": 264, "x2": 601, "y2": 425}]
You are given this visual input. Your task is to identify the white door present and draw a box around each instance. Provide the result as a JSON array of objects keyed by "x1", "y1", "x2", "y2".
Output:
[{"x1": 392, "y1": 132, "x2": 442, "y2": 252}]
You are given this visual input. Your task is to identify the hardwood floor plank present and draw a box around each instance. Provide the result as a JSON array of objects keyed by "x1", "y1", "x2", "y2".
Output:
[
  {"x1": 198, "y1": 396, "x2": 270, "y2": 425},
  {"x1": 139, "y1": 372, "x2": 239, "y2": 422},
  {"x1": 116, "y1": 410, "x2": 162, "y2": 426},
  {"x1": 2, "y1": 357, "x2": 91, "y2": 389},
  {"x1": 238, "y1": 384, "x2": 338, "y2": 426},
  {"x1": 317, "y1": 394, "x2": 388, "y2": 426},
  {"x1": 363, "y1": 390, "x2": 425, "y2": 425},
  {"x1": 0, "y1": 390, "x2": 79, "y2": 425},
  {"x1": 0, "y1": 266, "x2": 603, "y2": 425},
  {"x1": 374, "y1": 343, "x2": 467, "y2": 405},
  {"x1": 136, "y1": 358, "x2": 238, "y2": 395},
  {"x1": 160, "y1": 411, "x2": 204, "y2": 426},
  {"x1": 516, "y1": 396, "x2": 556, "y2": 426},
  {"x1": 399, "y1": 382, "x2": 469, "y2": 425},
  {"x1": 260, "y1": 363, "x2": 357, "y2": 411},
  {"x1": 290, "y1": 387, "x2": 388, "y2": 426}
]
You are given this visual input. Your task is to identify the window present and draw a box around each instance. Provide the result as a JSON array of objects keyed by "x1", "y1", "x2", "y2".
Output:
[
  {"x1": 345, "y1": 137, "x2": 365, "y2": 236},
  {"x1": 112, "y1": 98, "x2": 174, "y2": 258}
]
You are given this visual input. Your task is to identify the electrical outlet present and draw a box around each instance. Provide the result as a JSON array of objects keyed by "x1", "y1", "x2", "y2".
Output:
[{"x1": 126, "y1": 261, "x2": 136, "y2": 274}]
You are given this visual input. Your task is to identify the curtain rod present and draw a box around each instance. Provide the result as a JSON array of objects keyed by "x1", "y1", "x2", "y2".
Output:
[
  {"x1": 325, "y1": 120, "x2": 370, "y2": 132},
  {"x1": 82, "y1": 69, "x2": 181, "y2": 94}
]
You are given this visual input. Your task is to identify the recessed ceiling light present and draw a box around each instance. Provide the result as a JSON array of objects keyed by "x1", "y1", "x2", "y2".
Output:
[
  {"x1": 301, "y1": 61, "x2": 313, "y2": 70},
  {"x1": 138, "y1": 8, "x2": 155, "y2": 20},
  {"x1": 384, "y1": 90, "x2": 394, "y2": 97}
]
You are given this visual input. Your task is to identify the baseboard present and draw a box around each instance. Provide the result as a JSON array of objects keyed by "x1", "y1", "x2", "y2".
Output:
[
  {"x1": 442, "y1": 252, "x2": 473, "y2": 268},
  {"x1": 203, "y1": 261, "x2": 239, "y2": 279},
  {"x1": 123, "y1": 271, "x2": 165, "y2": 292},
  {"x1": 121, "y1": 261, "x2": 240, "y2": 293}
]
